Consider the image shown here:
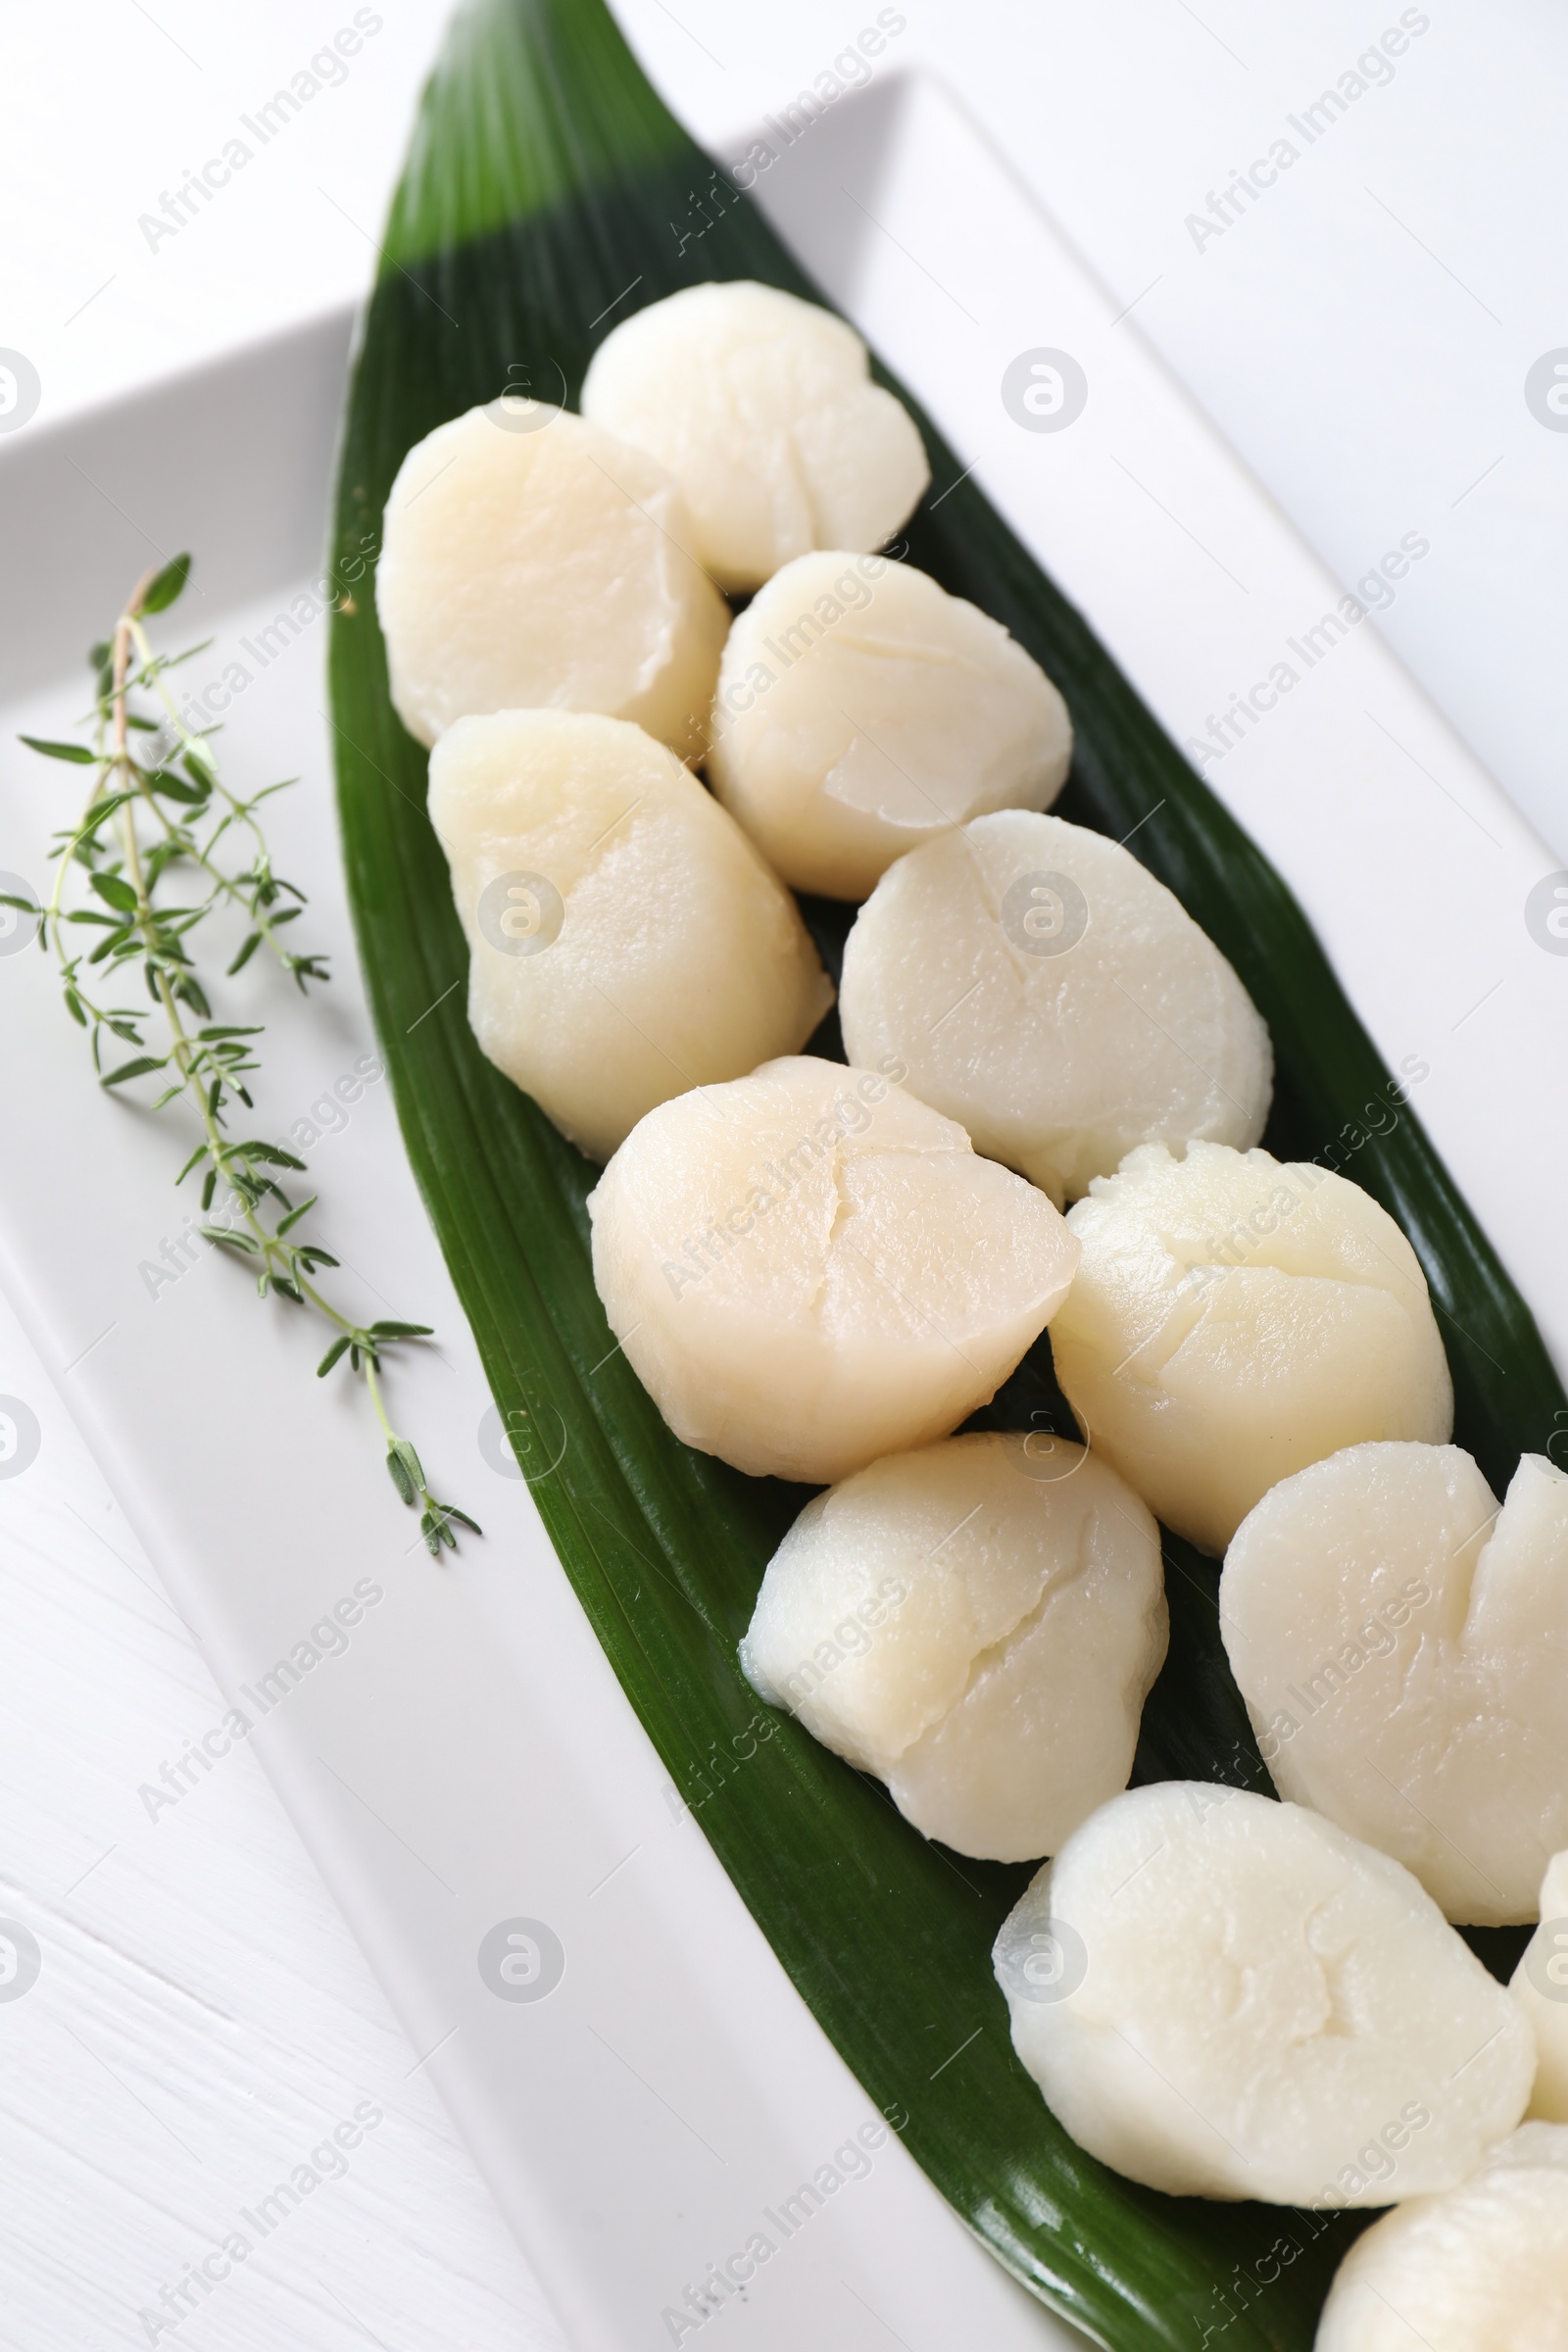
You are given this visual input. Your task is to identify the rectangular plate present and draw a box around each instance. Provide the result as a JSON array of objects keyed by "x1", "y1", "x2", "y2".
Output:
[{"x1": 0, "y1": 70, "x2": 1560, "y2": 2352}]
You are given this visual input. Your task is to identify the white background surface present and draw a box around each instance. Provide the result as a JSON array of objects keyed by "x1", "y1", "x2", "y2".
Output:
[
  {"x1": 0, "y1": 1286, "x2": 566, "y2": 2352},
  {"x1": 2, "y1": 5, "x2": 1566, "y2": 2348}
]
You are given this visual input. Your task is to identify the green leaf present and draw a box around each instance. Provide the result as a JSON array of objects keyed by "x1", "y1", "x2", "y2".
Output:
[
  {"x1": 367, "y1": 1319, "x2": 433, "y2": 1339},
  {"x1": 423, "y1": 1499, "x2": 482, "y2": 1558},
  {"x1": 421, "y1": 1505, "x2": 460, "y2": 1556},
  {"x1": 225, "y1": 1141, "x2": 307, "y2": 1170},
  {"x1": 384, "y1": 1442, "x2": 416, "y2": 1507},
  {"x1": 226, "y1": 931, "x2": 263, "y2": 976},
  {"x1": 274, "y1": 1196, "x2": 318, "y2": 1237},
  {"x1": 141, "y1": 553, "x2": 192, "y2": 613},
  {"x1": 20, "y1": 734, "x2": 98, "y2": 764},
  {"x1": 146, "y1": 767, "x2": 208, "y2": 805},
  {"x1": 202, "y1": 1225, "x2": 258, "y2": 1254},
  {"x1": 317, "y1": 1334, "x2": 352, "y2": 1377},
  {"x1": 90, "y1": 870, "x2": 139, "y2": 914},
  {"x1": 391, "y1": 1436, "x2": 426, "y2": 1493},
  {"x1": 100, "y1": 1054, "x2": 167, "y2": 1087},
  {"x1": 326, "y1": 3, "x2": 1566, "y2": 2341},
  {"x1": 80, "y1": 792, "x2": 135, "y2": 826}
]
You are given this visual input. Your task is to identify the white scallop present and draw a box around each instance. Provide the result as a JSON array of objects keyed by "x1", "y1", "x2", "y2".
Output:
[
  {"x1": 706, "y1": 554, "x2": 1072, "y2": 899},
  {"x1": 739, "y1": 1433, "x2": 1167, "y2": 1861},
  {"x1": 993, "y1": 1783, "x2": 1535, "y2": 2207},
  {"x1": 1221, "y1": 1442, "x2": 1568, "y2": 1926},
  {"x1": 1050, "y1": 1142, "x2": 1453, "y2": 1555},
  {"x1": 1315, "y1": 2126, "x2": 1568, "y2": 2352},
  {"x1": 428, "y1": 710, "x2": 832, "y2": 1162},
  {"x1": 580, "y1": 281, "x2": 929, "y2": 592},
  {"x1": 587, "y1": 1057, "x2": 1078, "y2": 1485},
  {"x1": 1513, "y1": 1852, "x2": 1568, "y2": 2118},
  {"x1": 838, "y1": 810, "x2": 1272, "y2": 1208},
  {"x1": 376, "y1": 402, "x2": 727, "y2": 757}
]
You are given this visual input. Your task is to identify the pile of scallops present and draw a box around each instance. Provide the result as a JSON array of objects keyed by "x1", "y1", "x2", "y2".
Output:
[{"x1": 380, "y1": 280, "x2": 1568, "y2": 2344}]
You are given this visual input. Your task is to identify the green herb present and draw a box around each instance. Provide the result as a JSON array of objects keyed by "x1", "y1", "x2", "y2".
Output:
[{"x1": 21, "y1": 558, "x2": 479, "y2": 1558}]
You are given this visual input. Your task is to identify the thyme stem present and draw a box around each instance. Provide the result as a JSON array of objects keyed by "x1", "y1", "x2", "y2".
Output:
[{"x1": 18, "y1": 556, "x2": 479, "y2": 1559}]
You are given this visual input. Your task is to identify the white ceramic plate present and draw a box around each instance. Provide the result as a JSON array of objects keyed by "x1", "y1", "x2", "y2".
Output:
[{"x1": 0, "y1": 70, "x2": 1561, "y2": 2352}]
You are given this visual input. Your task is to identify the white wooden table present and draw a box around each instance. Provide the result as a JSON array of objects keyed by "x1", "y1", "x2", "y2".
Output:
[{"x1": 0, "y1": 1283, "x2": 564, "y2": 2350}]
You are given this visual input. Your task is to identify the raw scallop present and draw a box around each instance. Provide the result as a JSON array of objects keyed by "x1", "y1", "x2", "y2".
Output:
[
  {"x1": 428, "y1": 710, "x2": 832, "y2": 1160},
  {"x1": 1050, "y1": 1141, "x2": 1453, "y2": 1554},
  {"x1": 707, "y1": 554, "x2": 1071, "y2": 898},
  {"x1": 377, "y1": 401, "x2": 727, "y2": 757},
  {"x1": 838, "y1": 809, "x2": 1271, "y2": 1207},
  {"x1": 1221, "y1": 1442, "x2": 1568, "y2": 1925},
  {"x1": 587, "y1": 1057, "x2": 1078, "y2": 1484},
  {"x1": 1514, "y1": 1851, "x2": 1568, "y2": 2118},
  {"x1": 993, "y1": 1782, "x2": 1534, "y2": 2206},
  {"x1": 740, "y1": 1433, "x2": 1166, "y2": 1860},
  {"x1": 1314, "y1": 2126, "x2": 1568, "y2": 2352},
  {"x1": 580, "y1": 281, "x2": 929, "y2": 592}
]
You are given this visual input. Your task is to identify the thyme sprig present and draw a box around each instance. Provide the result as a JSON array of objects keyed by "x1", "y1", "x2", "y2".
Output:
[{"x1": 9, "y1": 557, "x2": 479, "y2": 1558}]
